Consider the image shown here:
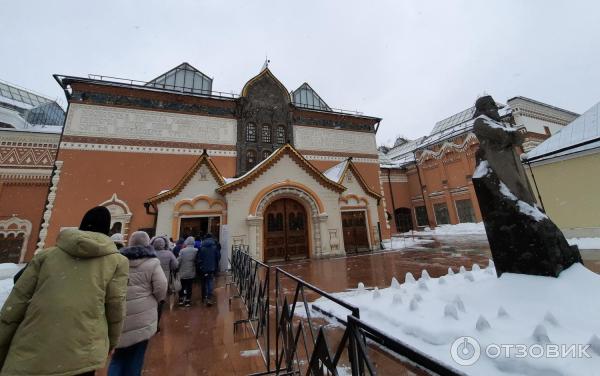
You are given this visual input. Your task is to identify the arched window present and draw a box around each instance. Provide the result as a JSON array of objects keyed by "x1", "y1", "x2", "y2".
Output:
[
  {"x1": 261, "y1": 124, "x2": 271, "y2": 143},
  {"x1": 276, "y1": 125, "x2": 286, "y2": 144},
  {"x1": 246, "y1": 150, "x2": 257, "y2": 170},
  {"x1": 246, "y1": 123, "x2": 257, "y2": 142},
  {"x1": 262, "y1": 150, "x2": 271, "y2": 160}
]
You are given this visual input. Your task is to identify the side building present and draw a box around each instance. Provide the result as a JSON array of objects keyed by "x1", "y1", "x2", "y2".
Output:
[
  {"x1": 38, "y1": 63, "x2": 387, "y2": 264},
  {"x1": 379, "y1": 96, "x2": 578, "y2": 233},
  {"x1": 0, "y1": 79, "x2": 64, "y2": 262},
  {"x1": 524, "y1": 101, "x2": 600, "y2": 238}
]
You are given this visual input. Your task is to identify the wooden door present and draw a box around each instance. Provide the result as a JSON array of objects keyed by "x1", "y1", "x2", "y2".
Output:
[
  {"x1": 264, "y1": 198, "x2": 308, "y2": 262},
  {"x1": 342, "y1": 211, "x2": 370, "y2": 254}
]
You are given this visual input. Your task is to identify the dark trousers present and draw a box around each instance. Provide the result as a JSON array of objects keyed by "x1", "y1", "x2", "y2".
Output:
[
  {"x1": 108, "y1": 340, "x2": 149, "y2": 376},
  {"x1": 180, "y1": 278, "x2": 194, "y2": 302},
  {"x1": 200, "y1": 272, "x2": 215, "y2": 300},
  {"x1": 157, "y1": 300, "x2": 165, "y2": 327}
]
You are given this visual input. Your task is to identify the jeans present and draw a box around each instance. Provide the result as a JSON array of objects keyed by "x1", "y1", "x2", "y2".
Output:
[
  {"x1": 180, "y1": 278, "x2": 194, "y2": 302},
  {"x1": 108, "y1": 340, "x2": 149, "y2": 376},
  {"x1": 200, "y1": 272, "x2": 215, "y2": 300}
]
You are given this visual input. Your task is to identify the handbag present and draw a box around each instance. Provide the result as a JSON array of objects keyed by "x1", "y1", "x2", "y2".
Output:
[{"x1": 170, "y1": 270, "x2": 182, "y2": 294}]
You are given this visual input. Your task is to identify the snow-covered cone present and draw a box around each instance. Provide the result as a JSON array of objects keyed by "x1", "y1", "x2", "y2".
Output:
[
  {"x1": 485, "y1": 267, "x2": 496, "y2": 275},
  {"x1": 532, "y1": 324, "x2": 551, "y2": 344},
  {"x1": 447, "y1": 267, "x2": 455, "y2": 275},
  {"x1": 476, "y1": 315, "x2": 491, "y2": 331},
  {"x1": 444, "y1": 303, "x2": 459, "y2": 320},
  {"x1": 453, "y1": 296, "x2": 466, "y2": 312},
  {"x1": 409, "y1": 297, "x2": 419, "y2": 311},
  {"x1": 390, "y1": 277, "x2": 401, "y2": 289},
  {"x1": 405, "y1": 272, "x2": 416, "y2": 284},
  {"x1": 418, "y1": 279, "x2": 429, "y2": 291},
  {"x1": 588, "y1": 335, "x2": 600, "y2": 356},
  {"x1": 357, "y1": 282, "x2": 365, "y2": 290},
  {"x1": 488, "y1": 259, "x2": 495, "y2": 269},
  {"x1": 392, "y1": 293, "x2": 403, "y2": 305},
  {"x1": 438, "y1": 276, "x2": 446, "y2": 285},
  {"x1": 463, "y1": 272, "x2": 475, "y2": 282},
  {"x1": 544, "y1": 311, "x2": 559, "y2": 327},
  {"x1": 459, "y1": 266, "x2": 466, "y2": 274},
  {"x1": 497, "y1": 306, "x2": 509, "y2": 318},
  {"x1": 372, "y1": 287, "x2": 381, "y2": 299},
  {"x1": 472, "y1": 263, "x2": 481, "y2": 272},
  {"x1": 421, "y1": 270, "x2": 430, "y2": 280},
  {"x1": 414, "y1": 293, "x2": 423, "y2": 302}
]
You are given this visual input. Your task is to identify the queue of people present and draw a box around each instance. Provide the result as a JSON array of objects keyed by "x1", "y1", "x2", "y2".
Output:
[{"x1": 0, "y1": 206, "x2": 222, "y2": 376}]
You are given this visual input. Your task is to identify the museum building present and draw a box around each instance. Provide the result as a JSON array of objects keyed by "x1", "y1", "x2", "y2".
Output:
[{"x1": 30, "y1": 63, "x2": 387, "y2": 264}]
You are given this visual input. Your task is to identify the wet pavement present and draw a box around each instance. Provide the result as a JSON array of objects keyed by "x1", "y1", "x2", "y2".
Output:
[{"x1": 124, "y1": 235, "x2": 599, "y2": 375}]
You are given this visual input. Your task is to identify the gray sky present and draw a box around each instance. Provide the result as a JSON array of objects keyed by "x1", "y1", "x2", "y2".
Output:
[{"x1": 2, "y1": 0, "x2": 600, "y2": 145}]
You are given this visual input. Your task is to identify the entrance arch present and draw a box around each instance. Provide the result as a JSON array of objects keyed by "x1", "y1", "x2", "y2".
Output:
[
  {"x1": 263, "y1": 198, "x2": 308, "y2": 261},
  {"x1": 251, "y1": 183, "x2": 326, "y2": 262}
]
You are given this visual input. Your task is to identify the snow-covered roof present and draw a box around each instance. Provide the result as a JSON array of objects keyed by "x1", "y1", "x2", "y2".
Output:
[
  {"x1": 323, "y1": 159, "x2": 348, "y2": 182},
  {"x1": 526, "y1": 101, "x2": 600, "y2": 162}
]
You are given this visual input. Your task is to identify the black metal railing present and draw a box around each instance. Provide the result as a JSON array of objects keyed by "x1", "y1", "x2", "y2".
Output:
[
  {"x1": 229, "y1": 245, "x2": 271, "y2": 370},
  {"x1": 230, "y1": 246, "x2": 465, "y2": 376}
]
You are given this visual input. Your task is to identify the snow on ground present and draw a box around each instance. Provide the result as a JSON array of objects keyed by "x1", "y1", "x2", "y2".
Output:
[
  {"x1": 382, "y1": 237, "x2": 434, "y2": 250},
  {"x1": 568, "y1": 238, "x2": 600, "y2": 250},
  {"x1": 0, "y1": 263, "x2": 22, "y2": 309},
  {"x1": 407, "y1": 222, "x2": 486, "y2": 236},
  {"x1": 312, "y1": 262, "x2": 600, "y2": 376}
]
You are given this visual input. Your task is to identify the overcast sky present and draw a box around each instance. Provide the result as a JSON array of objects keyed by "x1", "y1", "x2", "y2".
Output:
[{"x1": 2, "y1": 0, "x2": 600, "y2": 145}]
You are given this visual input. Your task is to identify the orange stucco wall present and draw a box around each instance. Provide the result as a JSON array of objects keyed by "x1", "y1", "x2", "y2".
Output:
[
  {"x1": 44, "y1": 149, "x2": 237, "y2": 248},
  {"x1": 0, "y1": 183, "x2": 49, "y2": 260}
]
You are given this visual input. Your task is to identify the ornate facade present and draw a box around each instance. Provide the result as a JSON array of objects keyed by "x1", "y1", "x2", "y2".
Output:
[{"x1": 14, "y1": 63, "x2": 386, "y2": 264}]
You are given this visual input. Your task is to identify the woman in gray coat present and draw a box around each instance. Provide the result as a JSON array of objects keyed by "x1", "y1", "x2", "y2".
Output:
[
  {"x1": 151, "y1": 236, "x2": 178, "y2": 327},
  {"x1": 176, "y1": 236, "x2": 197, "y2": 307},
  {"x1": 109, "y1": 231, "x2": 167, "y2": 376}
]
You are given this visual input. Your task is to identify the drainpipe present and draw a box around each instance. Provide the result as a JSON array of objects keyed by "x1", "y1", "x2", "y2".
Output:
[
  {"x1": 144, "y1": 202, "x2": 159, "y2": 232},
  {"x1": 386, "y1": 168, "x2": 397, "y2": 233},
  {"x1": 526, "y1": 161, "x2": 545, "y2": 211}
]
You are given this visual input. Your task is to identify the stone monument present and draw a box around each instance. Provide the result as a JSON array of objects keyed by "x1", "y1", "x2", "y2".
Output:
[{"x1": 471, "y1": 95, "x2": 582, "y2": 277}]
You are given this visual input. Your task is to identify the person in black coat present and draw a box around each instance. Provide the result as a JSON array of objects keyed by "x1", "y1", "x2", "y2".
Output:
[{"x1": 196, "y1": 234, "x2": 221, "y2": 306}]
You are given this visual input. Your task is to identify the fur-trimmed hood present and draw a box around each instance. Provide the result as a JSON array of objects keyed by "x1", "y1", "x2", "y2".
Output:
[{"x1": 120, "y1": 245, "x2": 157, "y2": 260}]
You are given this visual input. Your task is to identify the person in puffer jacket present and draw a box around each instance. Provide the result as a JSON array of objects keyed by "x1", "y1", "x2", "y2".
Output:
[
  {"x1": 196, "y1": 233, "x2": 221, "y2": 306},
  {"x1": 108, "y1": 231, "x2": 167, "y2": 376},
  {"x1": 0, "y1": 206, "x2": 129, "y2": 376},
  {"x1": 150, "y1": 236, "x2": 177, "y2": 329},
  {"x1": 176, "y1": 236, "x2": 197, "y2": 307}
]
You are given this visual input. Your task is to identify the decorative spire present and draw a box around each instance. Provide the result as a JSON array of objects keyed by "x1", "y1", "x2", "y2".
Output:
[{"x1": 261, "y1": 56, "x2": 270, "y2": 72}]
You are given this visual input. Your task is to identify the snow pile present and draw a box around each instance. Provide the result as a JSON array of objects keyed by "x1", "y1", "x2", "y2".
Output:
[
  {"x1": 414, "y1": 222, "x2": 486, "y2": 236},
  {"x1": 568, "y1": 238, "x2": 600, "y2": 250},
  {"x1": 0, "y1": 263, "x2": 20, "y2": 309},
  {"x1": 312, "y1": 262, "x2": 600, "y2": 375},
  {"x1": 382, "y1": 237, "x2": 434, "y2": 250}
]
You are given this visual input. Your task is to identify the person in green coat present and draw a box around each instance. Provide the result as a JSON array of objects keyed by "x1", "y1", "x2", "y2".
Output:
[{"x1": 0, "y1": 206, "x2": 129, "y2": 376}]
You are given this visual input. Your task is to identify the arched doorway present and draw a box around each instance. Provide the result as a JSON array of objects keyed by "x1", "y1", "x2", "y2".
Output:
[
  {"x1": 395, "y1": 207, "x2": 413, "y2": 233},
  {"x1": 263, "y1": 198, "x2": 309, "y2": 262}
]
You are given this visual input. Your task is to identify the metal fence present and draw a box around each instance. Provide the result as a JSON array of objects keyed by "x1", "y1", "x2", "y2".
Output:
[{"x1": 229, "y1": 246, "x2": 466, "y2": 376}]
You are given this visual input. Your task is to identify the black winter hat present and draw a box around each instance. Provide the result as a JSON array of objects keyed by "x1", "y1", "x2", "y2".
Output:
[{"x1": 79, "y1": 206, "x2": 111, "y2": 235}]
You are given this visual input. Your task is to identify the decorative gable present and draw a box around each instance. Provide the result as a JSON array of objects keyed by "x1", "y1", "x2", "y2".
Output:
[{"x1": 145, "y1": 151, "x2": 225, "y2": 205}]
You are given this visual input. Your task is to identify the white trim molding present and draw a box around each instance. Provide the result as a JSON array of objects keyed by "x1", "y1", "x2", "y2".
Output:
[
  {"x1": 36, "y1": 160, "x2": 63, "y2": 252},
  {"x1": 59, "y1": 142, "x2": 237, "y2": 157}
]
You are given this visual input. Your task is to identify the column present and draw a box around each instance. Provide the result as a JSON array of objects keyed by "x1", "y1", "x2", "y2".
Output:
[
  {"x1": 316, "y1": 213, "x2": 329, "y2": 257},
  {"x1": 246, "y1": 215, "x2": 262, "y2": 260}
]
